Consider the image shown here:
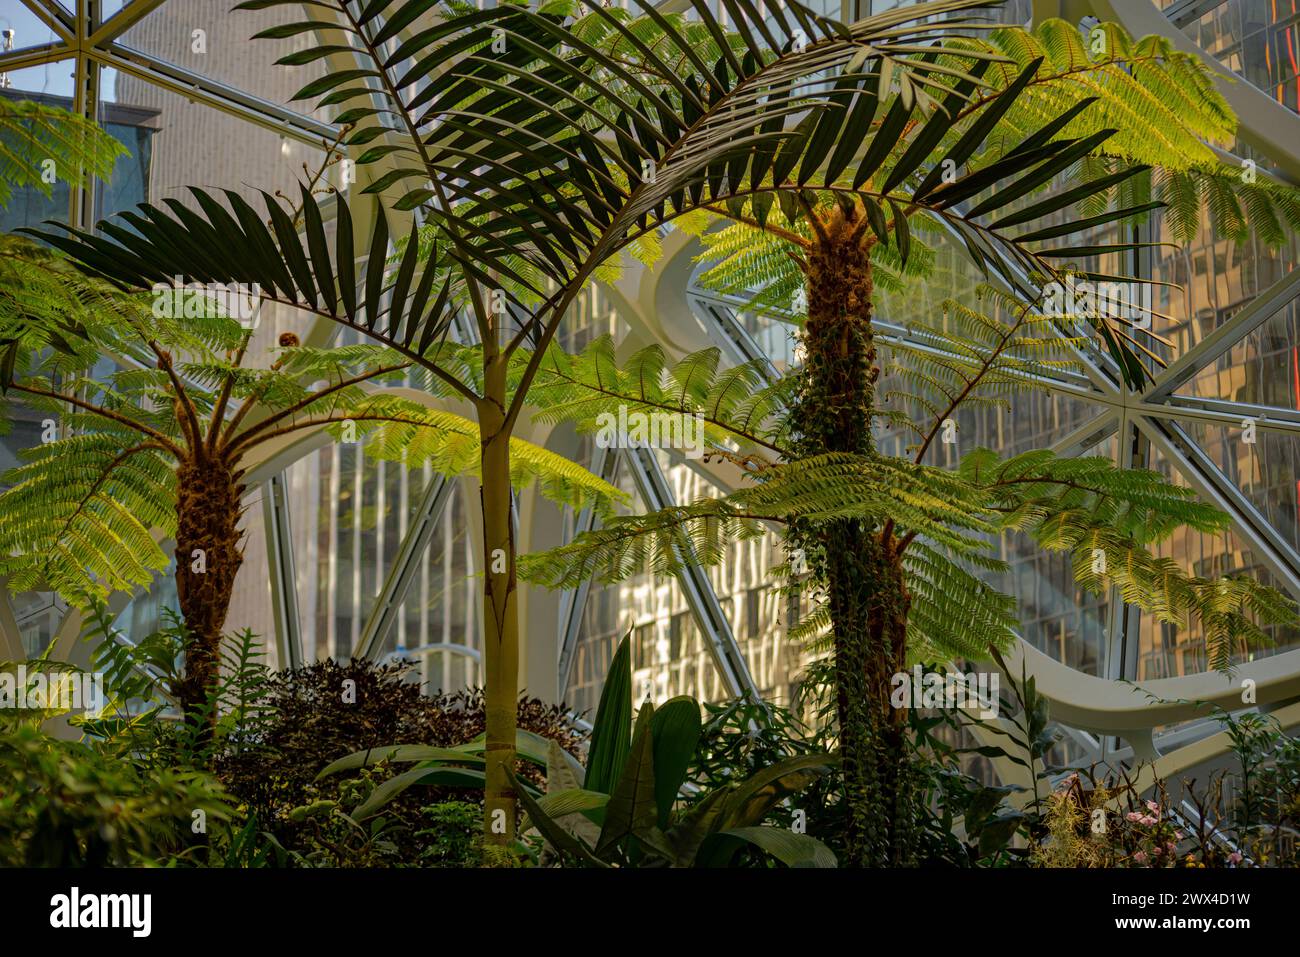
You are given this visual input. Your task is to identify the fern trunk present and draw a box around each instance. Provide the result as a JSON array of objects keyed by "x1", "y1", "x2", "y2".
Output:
[
  {"x1": 173, "y1": 457, "x2": 244, "y2": 728},
  {"x1": 479, "y1": 353, "x2": 519, "y2": 849},
  {"x1": 792, "y1": 204, "x2": 915, "y2": 866}
]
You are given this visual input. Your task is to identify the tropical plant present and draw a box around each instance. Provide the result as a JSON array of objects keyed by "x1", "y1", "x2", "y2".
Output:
[
  {"x1": 575, "y1": 10, "x2": 1300, "y2": 865},
  {"x1": 1216, "y1": 708, "x2": 1300, "y2": 866},
  {"x1": 519, "y1": 323, "x2": 1293, "y2": 867},
  {"x1": 0, "y1": 235, "x2": 619, "y2": 725},
  {"x1": 666, "y1": 17, "x2": 1300, "y2": 870},
  {"x1": 215, "y1": 657, "x2": 587, "y2": 849},
  {"x1": 688, "y1": 16, "x2": 1300, "y2": 317},
  {"x1": 0, "y1": 723, "x2": 234, "y2": 867},
  {"x1": 32, "y1": 0, "x2": 1281, "y2": 853},
  {"x1": 7, "y1": 0, "x2": 1027, "y2": 841},
  {"x1": 505, "y1": 636, "x2": 838, "y2": 867},
  {"x1": 314, "y1": 636, "x2": 837, "y2": 866},
  {"x1": 0, "y1": 97, "x2": 123, "y2": 210},
  {"x1": 78, "y1": 604, "x2": 279, "y2": 769}
]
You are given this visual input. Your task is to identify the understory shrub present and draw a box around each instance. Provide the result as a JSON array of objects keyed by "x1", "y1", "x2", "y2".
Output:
[
  {"x1": 0, "y1": 724, "x2": 233, "y2": 867},
  {"x1": 214, "y1": 658, "x2": 586, "y2": 866}
]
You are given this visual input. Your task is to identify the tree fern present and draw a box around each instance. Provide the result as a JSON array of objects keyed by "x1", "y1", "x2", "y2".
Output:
[
  {"x1": 687, "y1": 18, "x2": 1300, "y2": 328},
  {"x1": 0, "y1": 234, "x2": 624, "y2": 639}
]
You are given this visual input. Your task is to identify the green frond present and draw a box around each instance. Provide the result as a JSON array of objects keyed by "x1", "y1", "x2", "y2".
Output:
[
  {"x1": 293, "y1": 392, "x2": 628, "y2": 519},
  {"x1": 904, "y1": 540, "x2": 1018, "y2": 663},
  {"x1": 518, "y1": 495, "x2": 768, "y2": 590},
  {"x1": 527, "y1": 336, "x2": 789, "y2": 455},
  {"x1": 0, "y1": 99, "x2": 125, "y2": 208},
  {"x1": 0, "y1": 432, "x2": 174, "y2": 603}
]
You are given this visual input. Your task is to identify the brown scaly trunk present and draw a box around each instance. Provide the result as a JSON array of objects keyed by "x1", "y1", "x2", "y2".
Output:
[
  {"x1": 173, "y1": 456, "x2": 244, "y2": 731},
  {"x1": 791, "y1": 203, "x2": 914, "y2": 866},
  {"x1": 479, "y1": 354, "x2": 519, "y2": 850}
]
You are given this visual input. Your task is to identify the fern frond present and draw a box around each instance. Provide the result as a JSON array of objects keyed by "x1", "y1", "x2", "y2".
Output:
[
  {"x1": 0, "y1": 99, "x2": 125, "y2": 208},
  {"x1": 527, "y1": 336, "x2": 791, "y2": 457}
]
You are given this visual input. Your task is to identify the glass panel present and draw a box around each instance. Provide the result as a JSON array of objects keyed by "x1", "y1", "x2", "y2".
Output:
[
  {"x1": 1167, "y1": 0, "x2": 1300, "y2": 114},
  {"x1": 284, "y1": 444, "x2": 481, "y2": 679},
  {"x1": 1180, "y1": 419, "x2": 1300, "y2": 556},
  {"x1": 12, "y1": 591, "x2": 67, "y2": 657},
  {"x1": 399, "y1": 477, "x2": 480, "y2": 692},
  {"x1": 0, "y1": 3, "x2": 65, "y2": 58},
  {"x1": 0, "y1": 59, "x2": 76, "y2": 231},
  {"x1": 557, "y1": 283, "x2": 625, "y2": 353},
  {"x1": 102, "y1": 65, "x2": 327, "y2": 216},
  {"x1": 1173, "y1": 291, "x2": 1300, "y2": 409},
  {"x1": 1137, "y1": 441, "x2": 1300, "y2": 677},
  {"x1": 561, "y1": 451, "x2": 731, "y2": 713},
  {"x1": 1151, "y1": 209, "x2": 1299, "y2": 372},
  {"x1": 983, "y1": 434, "x2": 1118, "y2": 678},
  {"x1": 100, "y1": 66, "x2": 327, "y2": 367},
  {"x1": 655, "y1": 446, "x2": 804, "y2": 704},
  {"x1": 112, "y1": 562, "x2": 179, "y2": 643},
  {"x1": 99, "y1": 0, "x2": 133, "y2": 23}
]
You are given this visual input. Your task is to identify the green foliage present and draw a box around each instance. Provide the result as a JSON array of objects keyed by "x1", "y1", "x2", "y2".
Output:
[
  {"x1": 215, "y1": 658, "x2": 585, "y2": 865},
  {"x1": 582, "y1": 633, "x2": 633, "y2": 794},
  {"x1": 74, "y1": 607, "x2": 276, "y2": 771},
  {"x1": 0, "y1": 723, "x2": 232, "y2": 867},
  {"x1": 687, "y1": 18, "x2": 1300, "y2": 352},
  {"x1": 962, "y1": 449, "x2": 1294, "y2": 672},
  {"x1": 415, "y1": 800, "x2": 483, "y2": 866},
  {"x1": 19, "y1": 3, "x2": 1199, "y2": 843},
  {"x1": 508, "y1": 636, "x2": 838, "y2": 868},
  {"x1": 528, "y1": 335, "x2": 791, "y2": 459},
  {"x1": 881, "y1": 284, "x2": 1094, "y2": 441},
  {"x1": 37, "y1": 0, "x2": 1171, "y2": 388},
  {"x1": 0, "y1": 235, "x2": 623, "y2": 608},
  {"x1": 692, "y1": 206, "x2": 937, "y2": 314},
  {"x1": 1217, "y1": 709, "x2": 1300, "y2": 866},
  {"x1": 0, "y1": 98, "x2": 124, "y2": 209},
  {"x1": 526, "y1": 347, "x2": 1294, "y2": 669},
  {"x1": 966, "y1": 20, "x2": 1233, "y2": 164},
  {"x1": 82, "y1": 603, "x2": 186, "y2": 709}
]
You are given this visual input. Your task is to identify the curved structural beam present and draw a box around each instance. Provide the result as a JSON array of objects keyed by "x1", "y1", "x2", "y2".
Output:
[
  {"x1": 1135, "y1": 415, "x2": 1300, "y2": 596},
  {"x1": 263, "y1": 471, "x2": 303, "y2": 670},
  {"x1": 356, "y1": 474, "x2": 455, "y2": 661},
  {"x1": 556, "y1": 442, "x2": 616, "y2": 695},
  {"x1": 1144, "y1": 266, "x2": 1300, "y2": 404},
  {"x1": 1003, "y1": 638, "x2": 1300, "y2": 736}
]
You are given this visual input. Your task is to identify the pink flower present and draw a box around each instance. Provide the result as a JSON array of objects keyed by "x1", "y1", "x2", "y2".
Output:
[
  {"x1": 1166, "y1": 841, "x2": 1177, "y2": 852},
  {"x1": 1152, "y1": 846, "x2": 1162, "y2": 856},
  {"x1": 1228, "y1": 852, "x2": 1243, "y2": 865},
  {"x1": 1126, "y1": 811, "x2": 1143, "y2": 822},
  {"x1": 1141, "y1": 815, "x2": 1158, "y2": 827},
  {"x1": 1145, "y1": 800, "x2": 1160, "y2": 813},
  {"x1": 1174, "y1": 831, "x2": 1184, "y2": 840},
  {"x1": 1133, "y1": 851, "x2": 1148, "y2": 864}
]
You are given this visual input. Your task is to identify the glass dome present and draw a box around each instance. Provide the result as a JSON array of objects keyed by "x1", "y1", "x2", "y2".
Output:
[{"x1": 2, "y1": 0, "x2": 1298, "y2": 797}]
